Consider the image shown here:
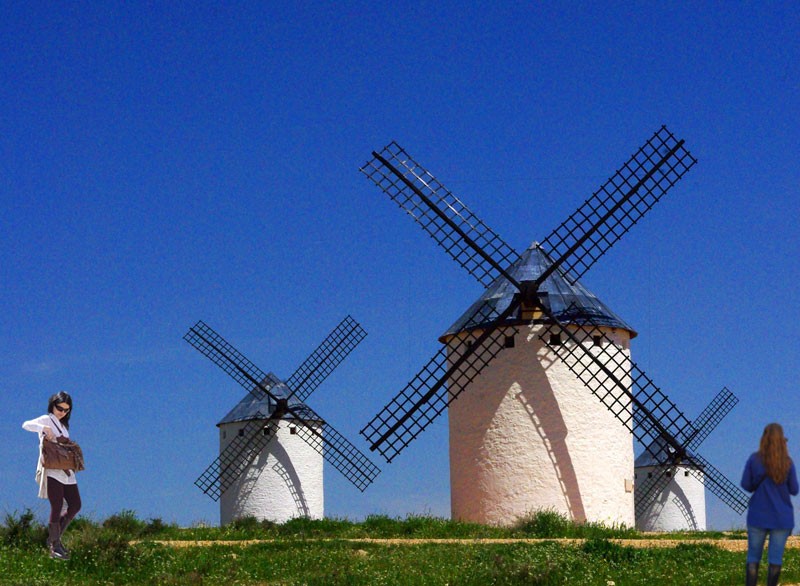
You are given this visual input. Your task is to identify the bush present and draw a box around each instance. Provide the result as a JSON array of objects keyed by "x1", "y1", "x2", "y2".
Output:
[
  {"x1": 512, "y1": 509, "x2": 638, "y2": 540},
  {"x1": 1, "y1": 509, "x2": 47, "y2": 549},
  {"x1": 102, "y1": 509, "x2": 146, "y2": 536},
  {"x1": 514, "y1": 509, "x2": 573, "y2": 538}
]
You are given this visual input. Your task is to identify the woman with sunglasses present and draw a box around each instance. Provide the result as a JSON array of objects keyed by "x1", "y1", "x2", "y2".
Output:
[
  {"x1": 22, "y1": 391, "x2": 82, "y2": 560},
  {"x1": 741, "y1": 422, "x2": 798, "y2": 586}
]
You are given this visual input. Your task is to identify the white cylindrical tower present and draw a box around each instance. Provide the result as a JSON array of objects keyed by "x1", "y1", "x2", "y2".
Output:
[
  {"x1": 217, "y1": 384, "x2": 324, "y2": 525},
  {"x1": 634, "y1": 453, "x2": 706, "y2": 531},
  {"x1": 444, "y1": 244, "x2": 637, "y2": 528}
]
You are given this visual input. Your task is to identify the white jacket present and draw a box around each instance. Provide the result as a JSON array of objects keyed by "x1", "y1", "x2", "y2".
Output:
[{"x1": 22, "y1": 414, "x2": 77, "y2": 498}]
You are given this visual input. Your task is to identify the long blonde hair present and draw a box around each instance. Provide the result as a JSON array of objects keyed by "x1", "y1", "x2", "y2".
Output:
[{"x1": 759, "y1": 423, "x2": 792, "y2": 484}]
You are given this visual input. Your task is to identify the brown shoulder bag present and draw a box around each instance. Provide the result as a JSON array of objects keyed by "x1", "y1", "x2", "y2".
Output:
[{"x1": 41, "y1": 417, "x2": 85, "y2": 472}]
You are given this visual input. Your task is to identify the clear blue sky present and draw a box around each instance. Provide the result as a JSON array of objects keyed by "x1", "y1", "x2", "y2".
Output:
[{"x1": 2, "y1": 3, "x2": 798, "y2": 530}]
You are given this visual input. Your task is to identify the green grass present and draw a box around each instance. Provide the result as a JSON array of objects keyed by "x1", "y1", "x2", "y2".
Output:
[{"x1": 0, "y1": 509, "x2": 783, "y2": 586}]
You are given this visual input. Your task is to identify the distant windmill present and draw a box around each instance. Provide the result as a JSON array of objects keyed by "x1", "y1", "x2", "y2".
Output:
[
  {"x1": 634, "y1": 387, "x2": 738, "y2": 531},
  {"x1": 358, "y1": 127, "x2": 748, "y2": 527},
  {"x1": 184, "y1": 316, "x2": 380, "y2": 524}
]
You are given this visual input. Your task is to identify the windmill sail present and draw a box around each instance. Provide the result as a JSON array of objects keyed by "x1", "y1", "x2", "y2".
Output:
[{"x1": 540, "y1": 126, "x2": 697, "y2": 283}]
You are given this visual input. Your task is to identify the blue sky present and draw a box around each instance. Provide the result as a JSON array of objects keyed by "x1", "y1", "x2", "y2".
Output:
[{"x1": 2, "y1": 3, "x2": 798, "y2": 530}]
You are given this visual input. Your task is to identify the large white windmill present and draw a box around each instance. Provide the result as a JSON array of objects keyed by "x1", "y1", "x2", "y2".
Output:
[
  {"x1": 358, "y1": 127, "x2": 748, "y2": 529},
  {"x1": 444, "y1": 244, "x2": 636, "y2": 526}
]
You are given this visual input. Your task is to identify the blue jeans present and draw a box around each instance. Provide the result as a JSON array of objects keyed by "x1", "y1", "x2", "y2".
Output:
[{"x1": 747, "y1": 525, "x2": 792, "y2": 565}]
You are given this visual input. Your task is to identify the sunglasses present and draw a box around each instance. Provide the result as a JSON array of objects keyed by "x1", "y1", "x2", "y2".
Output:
[{"x1": 54, "y1": 404, "x2": 70, "y2": 414}]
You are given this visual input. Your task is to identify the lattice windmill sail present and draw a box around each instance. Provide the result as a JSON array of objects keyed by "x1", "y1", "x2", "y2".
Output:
[
  {"x1": 359, "y1": 126, "x2": 748, "y2": 527},
  {"x1": 633, "y1": 387, "x2": 738, "y2": 531},
  {"x1": 184, "y1": 316, "x2": 380, "y2": 524}
]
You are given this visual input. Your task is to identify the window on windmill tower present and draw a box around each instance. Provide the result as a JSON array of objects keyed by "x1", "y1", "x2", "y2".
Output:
[
  {"x1": 238, "y1": 429, "x2": 245, "y2": 437},
  {"x1": 504, "y1": 335, "x2": 515, "y2": 348},
  {"x1": 548, "y1": 333, "x2": 562, "y2": 346},
  {"x1": 289, "y1": 426, "x2": 297, "y2": 435},
  {"x1": 592, "y1": 334, "x2": 603, "y2": 347}
]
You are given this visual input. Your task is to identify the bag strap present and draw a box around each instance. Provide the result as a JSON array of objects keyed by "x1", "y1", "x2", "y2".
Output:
[{"x1": 48, "y1": 414, "x2": 65, "y2": 437}]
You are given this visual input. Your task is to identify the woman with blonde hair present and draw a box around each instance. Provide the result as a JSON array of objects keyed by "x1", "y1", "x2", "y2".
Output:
[{"x1": 741, "y1": 422, "x2": 798, "y2": 586}]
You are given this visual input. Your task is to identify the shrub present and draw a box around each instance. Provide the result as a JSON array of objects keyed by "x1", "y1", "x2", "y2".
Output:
[
  {"x1": 141, "y1": 516, "x2": 178, "y2": 537},
  {"x1": 102, "y1": 509, "x2": 146, "y2": 537},
  {"x1": 1, "y1": 509, "x2": 47, "y2": 549},
  {"x1": 514, "y1": 509, "x2": 572, "y2": 538}
]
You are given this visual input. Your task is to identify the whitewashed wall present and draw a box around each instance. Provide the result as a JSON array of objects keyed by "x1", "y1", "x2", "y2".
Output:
[
  {"x1": 219, "y1": 420, "x2": 324, "y2": 525},
  {"x1": 448, "y1": 323, "x2": 635, "y2": 528},
  {"x1": 634, "y1": 465, "x2": 706, "y2": 531}
]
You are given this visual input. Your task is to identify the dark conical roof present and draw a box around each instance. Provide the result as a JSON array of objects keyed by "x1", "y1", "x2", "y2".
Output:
[
  {"x1": 440, "y1": 243, "x2": 636, "y2": 340},
  {"x1": 217, "y1": 374, "x2": 321, "y2": 426},
  {"x1": 634, "y1": 435, "x2": 703, "y2": 470}
]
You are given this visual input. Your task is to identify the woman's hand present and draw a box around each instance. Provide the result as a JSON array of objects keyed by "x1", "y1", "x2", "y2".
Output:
[{"x1": 42, "y1": 427, "x2": 56, "y2": 442}]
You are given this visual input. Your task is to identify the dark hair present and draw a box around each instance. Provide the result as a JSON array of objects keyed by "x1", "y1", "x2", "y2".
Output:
[{"x1": 47, "y1": 391, "x2": 73, "y2": 430}]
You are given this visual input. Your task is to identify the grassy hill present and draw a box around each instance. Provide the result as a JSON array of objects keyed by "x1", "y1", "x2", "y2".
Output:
[{"x1": 1, "y1": 509, "x2": 787, "y2": 585}]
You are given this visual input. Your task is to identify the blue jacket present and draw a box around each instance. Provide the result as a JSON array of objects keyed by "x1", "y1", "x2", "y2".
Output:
[{"x1": 741, "y1": 452, "x2": 799, "y2": 530}]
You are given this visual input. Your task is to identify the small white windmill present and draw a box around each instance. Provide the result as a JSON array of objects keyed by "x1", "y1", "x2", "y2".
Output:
[
  {"x1": 634, "y1": 387, "x2": 738, "y2": 531},
  {"x1": 216, "y1": 382, "x2": 324, "y2": 524},
  {"x1": 184, "y1": 317, "x2": 379, "y2": 525}
]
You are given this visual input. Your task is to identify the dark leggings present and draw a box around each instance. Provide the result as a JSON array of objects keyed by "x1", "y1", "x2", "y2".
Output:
[{"x1": 47, "y1": 476, "x2": 81, "y2": 524}]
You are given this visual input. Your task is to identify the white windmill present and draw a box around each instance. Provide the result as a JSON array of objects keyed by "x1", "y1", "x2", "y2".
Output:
[
  {"x1": 358, "y1": 128, "x2": 749, "y2": 529},
  {"x1": 444, "y1": 244, "x2": 636, "y2": 526},
  {"x1": 634, "y1": 387, "x2": 738, "y2": 531},
  {"x1": 184, "y1": 317, "x2": 379, "y2": 525},
  {"x1": 216, "y1": 383, "x2": 324, "y2": 524}
]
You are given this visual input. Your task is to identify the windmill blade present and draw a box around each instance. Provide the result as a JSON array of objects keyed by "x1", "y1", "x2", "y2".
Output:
[
  {"x1": 634, "y1": 387, "x2": 740, "y2": 516},
  {"x1": 684, "y1": 387, "x2": 738, "y2": 451},
  {"x1": 361, "y1": 141, "x2": 521, "y2": 288},
  {"x1": 539, "y1": 126, "x2": 697, "y2": 284},
  {"x1": 286, "y1": 403, "x2": 381, "y2": 491},
  {"x1": 633, "y1": 446, "x2": 748, "y2": 517},
  {"x1": 184, "y1": 321, "x2": 284, "y2": 401},
  {"x1": 284, "y1": 315, "x2": 367, "y2": 402},
  {"x1": 195, "y1": 412, "x2": 279, "y2": 501},
  {"x1": 635, "y1": 387, "x2": 738, "y2": 459},
  {"x1": 683, "y1": 451, "x2": 748, "y2": 514},
  {"x1": 361, "y1": 300, "x2": 518, "y2": 463}
]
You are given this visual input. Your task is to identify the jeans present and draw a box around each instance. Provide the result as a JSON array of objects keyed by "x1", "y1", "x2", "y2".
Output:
[{"x1": 746, "y1": 525, "x2": 792, "y2": 565}]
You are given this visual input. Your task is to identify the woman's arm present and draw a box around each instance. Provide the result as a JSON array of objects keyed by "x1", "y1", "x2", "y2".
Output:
[
  {"x1": 741, "y1": 454, "x2": 760, "y2": 492},
  {"x1": 788, "y1": 462, "x2": 799, "y2": 496},
  {"x1": 22, "y1": 414, "x2": 55, "y2": 440}
]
